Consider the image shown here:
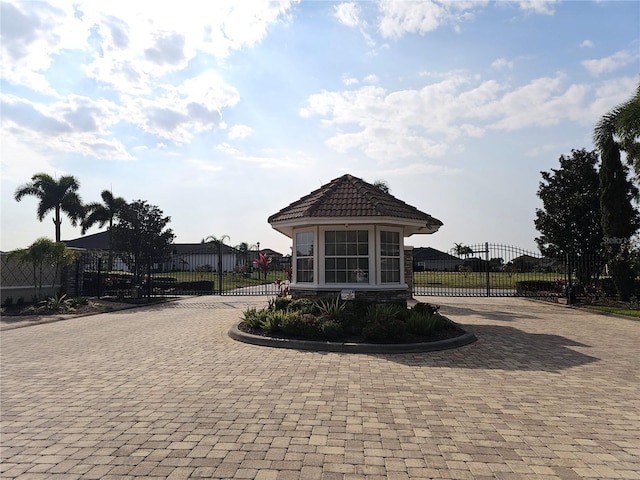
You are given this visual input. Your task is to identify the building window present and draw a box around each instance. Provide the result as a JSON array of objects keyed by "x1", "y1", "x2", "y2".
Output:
[
  {"x1": 295, "y1": 231, "x2": 314, "y2": 282},
  {"x1": 380, "y1": 230, "x2": 400, "y2": 283},
  {"x1": 324, "y1": 230, "x2": 368, "y2": 283}
]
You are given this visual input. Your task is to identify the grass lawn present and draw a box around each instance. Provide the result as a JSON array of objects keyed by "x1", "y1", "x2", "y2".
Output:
[
  {"x1": 583, "y1": 305, "x2": 640, "y2": 318},
  {"x1": 151, "y1": 271, "x2": 287, "y2": 291},
  {"x1": 413, "y1": 271, "x2": 565, "y2": 289}
]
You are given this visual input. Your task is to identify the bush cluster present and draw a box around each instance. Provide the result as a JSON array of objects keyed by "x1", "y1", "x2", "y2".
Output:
[{"x1": 241, "y1": 297, "x2": 449, "y2": 342}]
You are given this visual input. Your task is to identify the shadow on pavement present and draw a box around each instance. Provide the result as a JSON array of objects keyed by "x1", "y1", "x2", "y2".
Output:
[{"x1": 381, "y1": 323, "x2": 598, "y2": 373}]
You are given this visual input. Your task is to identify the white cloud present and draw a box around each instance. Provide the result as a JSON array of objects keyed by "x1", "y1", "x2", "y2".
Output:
[
  {"x1": 334, "y1": 2, "x2": 362, "y2": 28},
  {"x1": 514, "y1": 0, "x2": 559, "y2": 15},
  {"x1": 582, "y1": 48, "x2": 639, "y2": 77},
  {"x1": 3, "y1": 1, "x2": 299, "y2": 98},
  {"x1": 342, "y1": 76, "x2": 359, "y2": 86},
  {"x1": 0, "y1": 92, "x2": 134, "y2": 160},
  {"x1": 0, "y1": 1, "x2": 89, "y2": 95},
  {"x1": 363, "y1": 74, "x2": 379, "y2": 84},
  {"x1": 216, "y1": 143, "x2": 304, "y2": 169},
  {"x1": 124, "y1": 71, "x2": 240, "y2": 143},
  {"x1": 377, "y1": 0, "x2": 487, "y2": 38},
  {"x1": 491, "y1": 58, "x2": 513, "y2": 70},
  {"x1": 228, "y1": 125, "x2": 254, "y2": 140},
  {"x1": 300, "y1": 73, "x2": 637, "y2": 162},
  {"x1": 580, "y1": 39, "x2": 594, "y2": 48}
]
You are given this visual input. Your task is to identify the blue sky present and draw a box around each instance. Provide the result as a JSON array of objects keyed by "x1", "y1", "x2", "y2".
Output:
[{"x1": 1, "y1": 0, "x2": 639, "y2": 256}]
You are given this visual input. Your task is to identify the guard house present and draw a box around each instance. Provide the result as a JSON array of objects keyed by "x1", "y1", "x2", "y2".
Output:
[{"x1": 268, "y1": 174, "x2": 443, "y2": 302}]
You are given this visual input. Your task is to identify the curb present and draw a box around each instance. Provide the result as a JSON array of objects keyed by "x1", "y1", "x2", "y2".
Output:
[{"x1": 228, "y1": 321, "x2": 477, "y2": 354}]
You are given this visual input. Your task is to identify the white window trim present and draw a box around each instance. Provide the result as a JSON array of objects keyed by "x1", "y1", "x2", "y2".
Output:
[
  {"x1": 292, "y1": 227, "x2": 317, "y2": 285},
  {"x1": 376, "y1": 226, "x2": 404, "y2": 285},
  {"x1": 318, "y1": 226, "x2": 375, "y2": 286}
]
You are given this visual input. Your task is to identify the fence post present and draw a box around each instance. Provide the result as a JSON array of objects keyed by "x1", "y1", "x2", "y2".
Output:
[
  {"x1": 97, "y1": 257, "x2": 102, "y2": 299},
  {"x1": 485, "y1": 242, "x2": 490, "y2": 297},
  {"x1": 566, "y1": 254, "x2": 572, "y2": 305},
  {"x1": 218, "y1": 242, "x2": 224, "y2": 295},
  {"x1": 147, "y1": 257, "x2": 152, "y2": 301}
]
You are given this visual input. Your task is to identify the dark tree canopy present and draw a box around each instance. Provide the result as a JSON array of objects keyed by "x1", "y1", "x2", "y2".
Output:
[
  {"x1": 594, "y1": 84, "x2": 640, "y2": 300},
  {"x1": 535, "y1": 149, "x2": 604, "y2": 258},
  {"x1": 111, "y1": 200, "x2": 175, "y2": 281}
]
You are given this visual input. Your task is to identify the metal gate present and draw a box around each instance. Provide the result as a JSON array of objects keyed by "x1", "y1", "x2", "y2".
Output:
[
  {"x1": 412, "y1": 243, "x2": 604, "y2": 299},
  {"x1": 72, "y1": 245, "x2": 290, "y2": 298}
]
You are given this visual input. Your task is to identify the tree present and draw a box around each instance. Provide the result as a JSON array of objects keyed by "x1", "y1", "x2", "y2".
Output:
[
  {"x1": 594, "y1": 83, "x2": 640, "y2": 179},
  {"x1": 453, "y1": 243, "x2": 473, "y2": 258},
  {"x1": 534, "y1": 149, "x2": 604, "y2": 259},
  {"x1": 373, "y1": 180, "x2": 390, "y2": 194},
  {"x1": 14, "y1": 173, "x2": 84, "y2": 242},
  {"x1": 594, "y1": 89, "x2": 640, "y2": 300},
  {"x1": 81, "y1": 190, "x2": 127, "y2": 234},
  {"x1": 111, "y1": 200, "x2": 175, "y2": 284},
  {"x1": 9, "y1": 238, "x2": 78, "y2": 299},
  {"x1": 81, "y1": 190, "x2": 127, "y2": 271}
]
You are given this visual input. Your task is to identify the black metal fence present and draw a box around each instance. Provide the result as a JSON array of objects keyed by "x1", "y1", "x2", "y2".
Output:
[
  {"x1": 72, "y1": 248, "x2": 291, "y2": 298},
  {"x1": 59, "y1": 243, "x2": 622, "y2": 302},
  {"x1": 412, "y1": 243, "x2": 611, "y2": 302}
]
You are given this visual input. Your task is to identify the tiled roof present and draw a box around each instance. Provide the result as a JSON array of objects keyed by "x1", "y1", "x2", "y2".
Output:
[{"x1": 268, "y1": 174, "x2": 443, "y2": 227}]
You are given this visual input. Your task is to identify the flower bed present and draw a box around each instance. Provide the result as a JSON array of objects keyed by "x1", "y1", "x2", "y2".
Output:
[{"x1": 238, "y1": 297, "x2": 466, "y2": 344}]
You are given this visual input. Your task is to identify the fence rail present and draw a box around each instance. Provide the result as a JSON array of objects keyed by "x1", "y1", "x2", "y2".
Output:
[
  {"x1": 1, "y1": 243, "x2": 624, "y2": 304},
  {"x1": 73, "y1": 250, "x2": 291, "y2": 298},
  {"x1": 412, "y1": 243, "x2": 609, "y2": 301}
]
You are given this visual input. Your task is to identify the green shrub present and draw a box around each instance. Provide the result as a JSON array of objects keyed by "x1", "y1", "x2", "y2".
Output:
[
  {"x1": 288, "y1": 298, "x2": 319, "y2": 314},
  {"x1": 281, "y1": 312, "x2": 324, "y2": 338},
  {"x1": 274, "y1": 297, "x2": 292, "y2": 311},
  {"x1": 320, "y1": 319, "x2": 343, "y2": 340},
  {"x1": 316, "y1": 296, "x2": 346, "y2": 320},
  {"x1": 39, "y1": 294, "x2": 75, "y2": 313},
  {"x1": 365, "y1": 303, "x2": 405, "y2": 323},
  {"x1": 412, "y1": 302, "x2": 440, "y2": 316},
  {"x1": 406, "y1": 311, "x2": 447, "y2": 335},
  {"x1": 362, "y1": 318, "x2": 406, "y2": 341},
  {"x1": 515, "y1": 280, "x2": 560, "y2": 294},
  {"x1": 2, "y1": 296, "x2": 13, "y2": 307},
  {"x1": 263, "y1": 310, "x2": 286, "y2": 332},
  {"x1": 71, "y1": 296, "x2": 89, "y2": 307},
  {"x1": 242, "y1": 307, "x2": 268, "y2": 330}
]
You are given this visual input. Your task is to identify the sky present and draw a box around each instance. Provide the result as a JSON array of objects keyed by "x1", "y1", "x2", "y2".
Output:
[{"x1": 1, "y1": 0, "x2": 639, "y2": 257}]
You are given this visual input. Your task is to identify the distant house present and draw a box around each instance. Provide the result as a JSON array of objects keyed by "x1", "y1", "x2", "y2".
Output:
[
  {"x1": 508, "y1": 254, "x2": 557, "y2": 273},
  {"x1": 63, "y1": 232, "x2": 241, "y2": 273},
  {"x1": 413, "y1": 247, "x2": 462, "y2": 272}
]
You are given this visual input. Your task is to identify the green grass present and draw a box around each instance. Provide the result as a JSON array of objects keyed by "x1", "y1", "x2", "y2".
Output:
[
  {"x1": 583, "y1": 306, "x2": 640, "y2": 318},
  {"x1": 413, "y1": 271, "x2": 565, "y2": 289}
]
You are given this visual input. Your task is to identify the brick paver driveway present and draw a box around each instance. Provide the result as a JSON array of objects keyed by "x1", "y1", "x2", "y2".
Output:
[{"x1": 1, "y1": 296, "x2": 639, "y2": 479}]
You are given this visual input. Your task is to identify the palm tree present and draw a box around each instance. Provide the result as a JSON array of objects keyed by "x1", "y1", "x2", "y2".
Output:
[
  {"x1": 593, "y1": 84, "x2": 640, "y2": 300},
  {"x1": 82, "y1": 190, "x2": 127, "y2": 271},
  {"x1": 14, "y1": 173, "x2": 84, "y2": 242},
  {"x1": 594, "y1": 83, "x2": 640, "y2": 178},
  {"x1": 81, "y1": 190, "x2": 127, "y2": 234}
]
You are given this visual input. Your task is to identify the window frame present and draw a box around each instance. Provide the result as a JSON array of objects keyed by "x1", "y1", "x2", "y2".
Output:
[
  {"x1": 293, "y1": 229, "x2": 316, "y2": 284},
  {"x1": 319, "y1": 226, "x2": 374, "y2": 285},
  {"x1": 378, "y1": 228, "x2": 403, "y2": 284}
]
